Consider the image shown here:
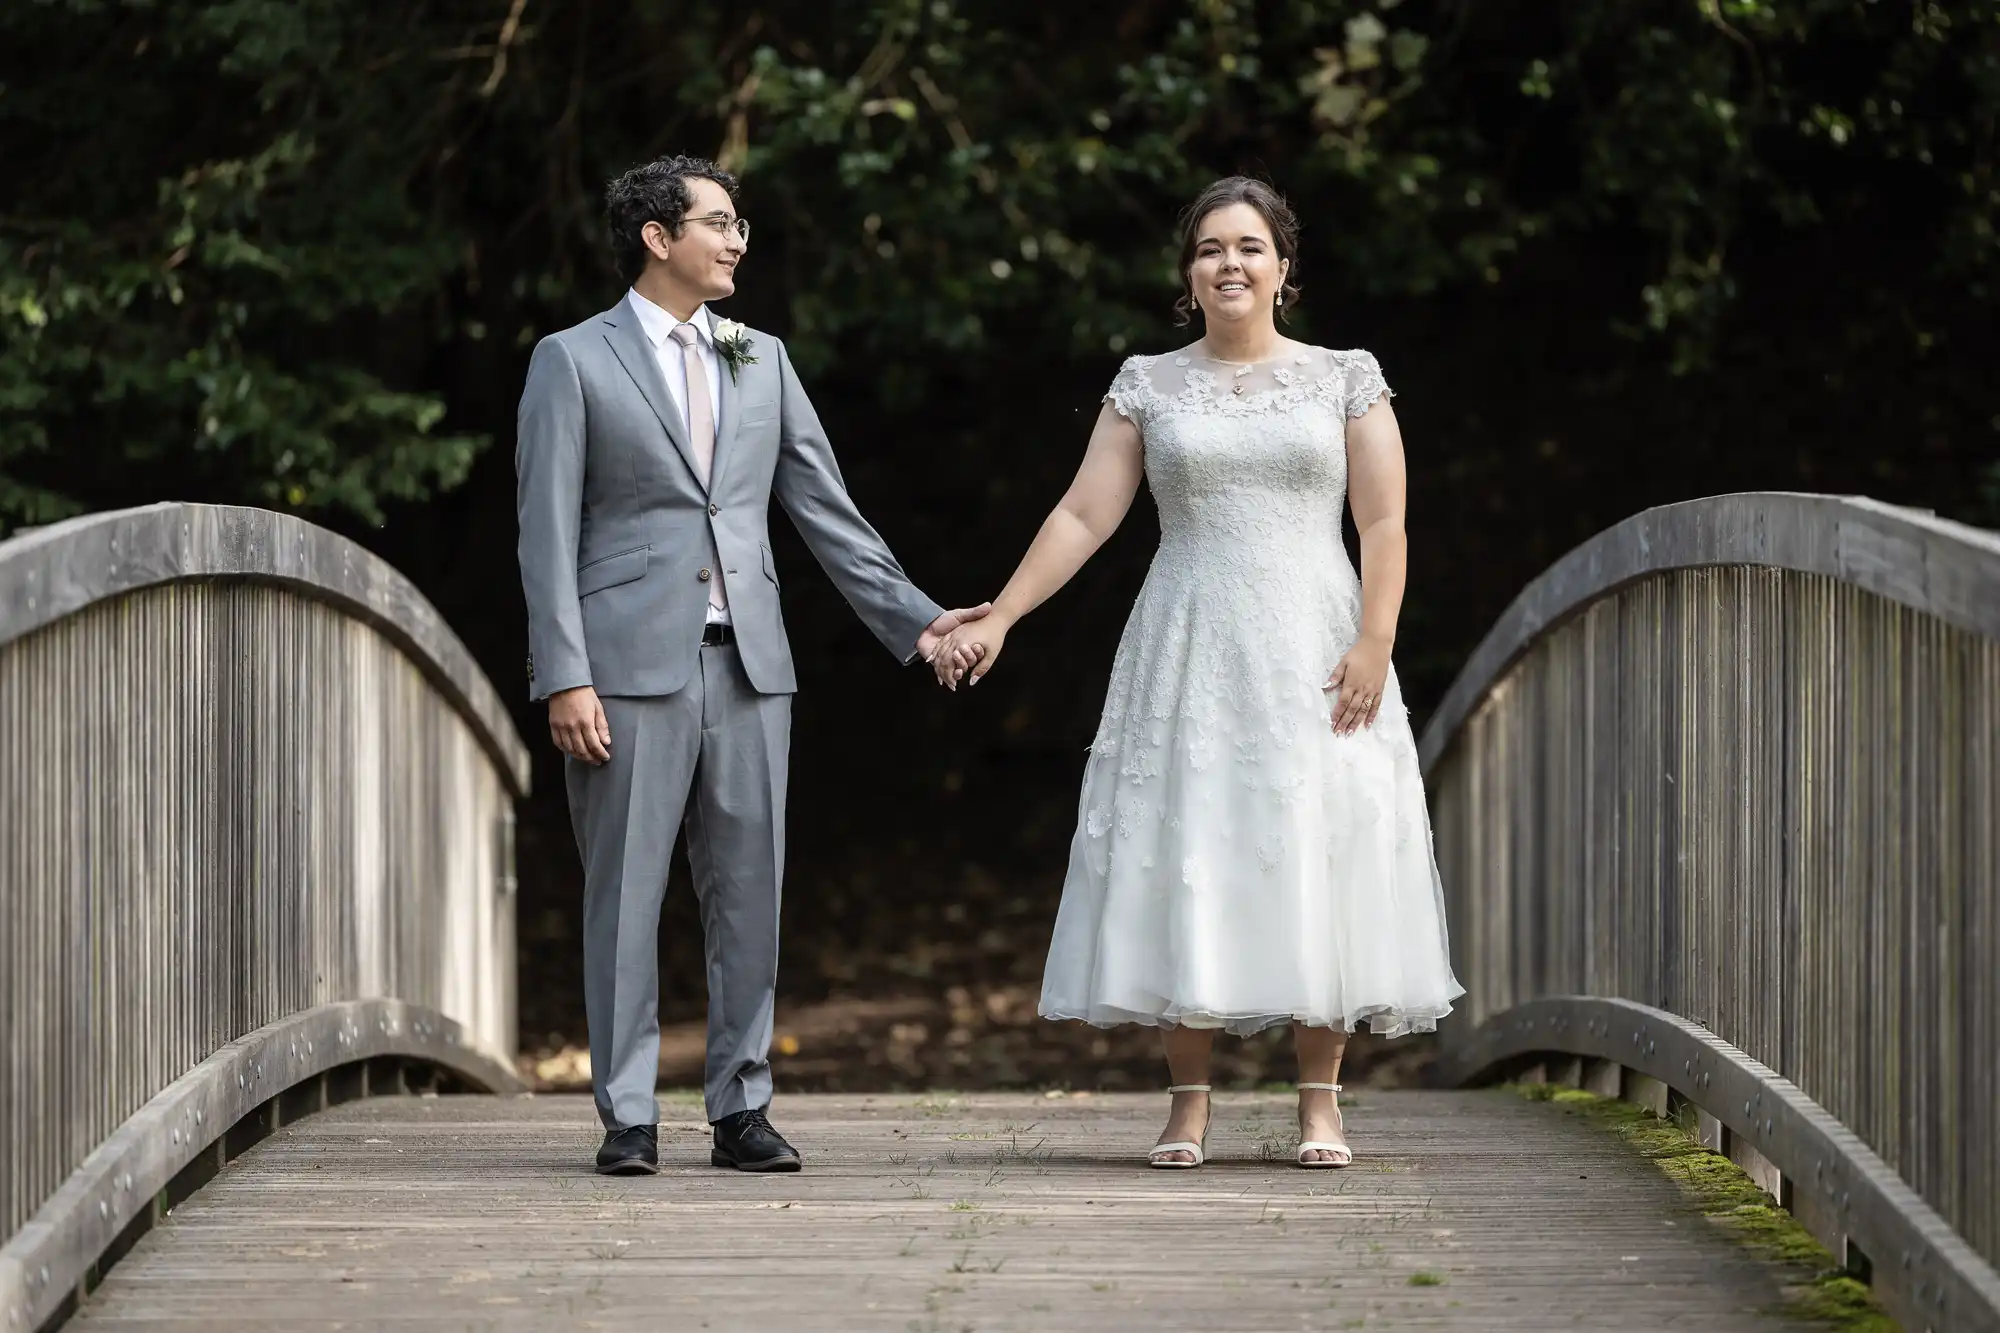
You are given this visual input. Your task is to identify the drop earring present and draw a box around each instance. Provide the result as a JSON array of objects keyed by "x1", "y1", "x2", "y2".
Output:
[{"x1": 1276, "y1": 291, "x2": 1284, "y2": 308}]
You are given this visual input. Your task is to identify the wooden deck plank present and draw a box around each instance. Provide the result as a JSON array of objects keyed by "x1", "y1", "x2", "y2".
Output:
[{"x1": 70, "y1": 1090, "x2": 1821, "y2": 1330}]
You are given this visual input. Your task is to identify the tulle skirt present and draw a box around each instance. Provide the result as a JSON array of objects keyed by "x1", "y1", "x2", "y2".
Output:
[{"x1": 1038, "y1": 572, "x2": 1464, "y2": 1039}]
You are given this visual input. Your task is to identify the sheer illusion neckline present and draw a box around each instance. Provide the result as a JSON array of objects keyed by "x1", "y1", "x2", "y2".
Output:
[
  {"x1": 1181, "y1": 342, "x2": 1315, "y2": 369},
  {"x1": 1107, "y1": 345, "x2": 1393, "y2": 419}
]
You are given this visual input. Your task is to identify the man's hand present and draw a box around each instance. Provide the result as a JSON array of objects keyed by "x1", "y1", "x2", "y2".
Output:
[
  {"x1": 916, "y1": 603, "x2": 993, "y2": 663},
  {"x1": 932, "y1": 612, "x2": 1012, "y2": 691},
  {"x1": 549, "y1": 685, "x2": 612, "y2": 764}
]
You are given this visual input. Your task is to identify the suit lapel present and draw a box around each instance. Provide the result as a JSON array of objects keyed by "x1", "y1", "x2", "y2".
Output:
[
  {"x1": 709, "y1": 331, "x2": 742, "y2": 495},
  {"x1": 599, "y1": 305, "x2": 704, "y2": 490}
]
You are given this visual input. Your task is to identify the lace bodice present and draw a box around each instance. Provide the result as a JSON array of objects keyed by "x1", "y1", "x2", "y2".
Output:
[
  {"x1": 1102, "y1": 344, "x2": 1391, "y2": 654},
  {"x1": 1108, "y1": 344, "x2": 1387, "y2": 547}
]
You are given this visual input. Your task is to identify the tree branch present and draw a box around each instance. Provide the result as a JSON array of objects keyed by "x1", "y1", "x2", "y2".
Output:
[{"x1": 479, "y1": 0, "x2": 531, "y2": 99}]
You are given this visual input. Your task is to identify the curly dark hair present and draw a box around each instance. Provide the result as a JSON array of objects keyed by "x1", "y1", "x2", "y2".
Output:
[
  {"x1": 603, "y1": 155, "x2": 740, "y2": 284},
  {"x1": 1172, "y1": 176, "x2": 1303, "y2": 326}
]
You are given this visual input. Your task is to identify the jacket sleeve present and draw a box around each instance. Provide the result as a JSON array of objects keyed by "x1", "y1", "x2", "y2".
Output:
[
  {"x1": 515, "y1": 335, "x2": 594, "y2": 700},
  {"x1": 770, "y1": 337, "x2": 943, "y2": 662}
]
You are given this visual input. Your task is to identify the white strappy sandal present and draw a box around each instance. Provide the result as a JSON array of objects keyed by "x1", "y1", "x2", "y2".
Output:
[
  {"x1": 1297, "y1": 1082, "x2": 1352, "y2": 1168},
  {"x1": 1147, "y1": 1083, "x2": 1211, "y2": 1169}
]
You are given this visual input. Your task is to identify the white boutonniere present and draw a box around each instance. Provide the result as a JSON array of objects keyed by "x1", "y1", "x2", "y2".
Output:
[{"x1": 713, "y1": 319, "x2": 758, "y2": 383}]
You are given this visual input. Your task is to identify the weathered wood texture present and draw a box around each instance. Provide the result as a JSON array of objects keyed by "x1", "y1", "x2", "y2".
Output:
[
  {"x1": 1424, "y1": 510, "x2": 2000, "y2": 1276},
  {"x1": 1434, "y1": 998, "x2": 2000, "y2": 1331},
  {"x1": 0, "y1": 506, "x2": 527, "y2": 1248},
  {"x1": 71, "y1": 1091, "x2": 1825, "y2": 1331},
  {"x1": 0, "y1": 503, "x2": 530, "y2": 792},
  {"x1": 1418, "y1": 492, "x2": 2000, "y2": 768}
]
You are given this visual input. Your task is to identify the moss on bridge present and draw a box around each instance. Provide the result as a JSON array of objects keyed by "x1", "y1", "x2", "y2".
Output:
[{"x1": 1510, "y1": 1083, "x2": 1894, "y2": 1331}]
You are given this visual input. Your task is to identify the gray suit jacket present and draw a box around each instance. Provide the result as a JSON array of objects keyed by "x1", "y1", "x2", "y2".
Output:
[{"x1": 516, "y1": 301, "x2": 944, "y2": 700}]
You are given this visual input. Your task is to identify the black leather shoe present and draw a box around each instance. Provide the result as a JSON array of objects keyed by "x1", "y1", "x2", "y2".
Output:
[
  {"x1": 595, "y1": 1125, "x2": 659, "y2": 1175},
  {"x1": 711, "y1": 1108, "x2": 802, "y2": 1172}
]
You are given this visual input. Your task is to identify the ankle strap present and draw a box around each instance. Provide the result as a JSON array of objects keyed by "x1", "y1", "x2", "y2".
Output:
[
  {"x1": 1299, "y1": 1082, "x2": 1342, "y2": 1092},
  {"x1": 1167, "y1": 1084, "x2": 1211, "y2": 1094}
]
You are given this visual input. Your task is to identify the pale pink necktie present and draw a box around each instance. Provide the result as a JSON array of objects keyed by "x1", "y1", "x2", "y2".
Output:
[{"x1": 669, "y1": 323, "x2": 726, "y2": 612}]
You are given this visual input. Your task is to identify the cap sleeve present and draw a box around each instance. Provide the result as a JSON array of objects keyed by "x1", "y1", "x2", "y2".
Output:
[
  {"x1": 1103, "y1": 355, "x2": 1153, "y2": 425},
  {"x1": 1340, "y1": 350, "x2": 1393, "y2": 420}
]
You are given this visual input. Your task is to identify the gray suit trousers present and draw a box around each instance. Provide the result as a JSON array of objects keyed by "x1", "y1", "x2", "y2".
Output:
[{"x1": 566, "y1": 644, "x2": 790, "y2": 1130}]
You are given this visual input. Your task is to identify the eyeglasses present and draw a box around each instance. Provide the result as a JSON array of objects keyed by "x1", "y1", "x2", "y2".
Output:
[{"x1": 688, "y1": 212, "x2": 750, "y2": 242}]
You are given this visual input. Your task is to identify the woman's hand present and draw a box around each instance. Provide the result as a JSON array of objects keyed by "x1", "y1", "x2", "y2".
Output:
[
  {"x1": 931, "y1": 613, "x2": 1013, "y2": 690},
  {"x1": 1324, "y1": 634, "x2": 1391, "y2": 735}
]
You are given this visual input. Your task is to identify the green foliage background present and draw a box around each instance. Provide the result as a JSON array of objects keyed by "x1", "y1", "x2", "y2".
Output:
[
  {"x1": 3, "y1": 0, "x2": 1995, "y2": 1044},
  {"x1": 6, "y1": 0, "x2": 1994, "y2": 526}
]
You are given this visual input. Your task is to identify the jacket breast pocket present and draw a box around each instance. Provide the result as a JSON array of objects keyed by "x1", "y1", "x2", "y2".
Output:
[
  {"x1": 739, "y1": 400, "x2": 778, "y2": 426},
  {"x1": 577, "y1": 545, "x2": 650, "y2": 596}
]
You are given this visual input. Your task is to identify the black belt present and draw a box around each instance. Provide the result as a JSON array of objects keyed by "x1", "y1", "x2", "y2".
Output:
[{"x1": 701, "y1": 621, "x2": 735, "y2": 647}]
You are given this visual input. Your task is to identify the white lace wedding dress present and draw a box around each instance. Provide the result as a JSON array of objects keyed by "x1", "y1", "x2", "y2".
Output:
[{"x1": 1038, "y1": 345, "x2": 1464, "y2": 1039}]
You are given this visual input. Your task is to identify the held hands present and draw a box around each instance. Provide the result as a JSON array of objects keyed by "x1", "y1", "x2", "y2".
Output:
[
  {"x1": 549, "y1": 685, "x2": 612, "y2": 764},
  {"x1": 930, "y1": 611, "x2": 1011, "y2": 691},
  {"x1": 1325, "y1": 634, "x2": 1391, "y2": 735},
  {"x1": 916, "y1": 603, "x2": 995, "y2": 664}
]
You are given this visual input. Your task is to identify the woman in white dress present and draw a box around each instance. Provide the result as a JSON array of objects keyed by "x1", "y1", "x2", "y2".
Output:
[{"x1": 932, "y1": 177, "x2": 1463, "y2": 1168}]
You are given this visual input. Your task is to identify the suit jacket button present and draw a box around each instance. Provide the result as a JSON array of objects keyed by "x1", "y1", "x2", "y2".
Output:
[
  {"x1": 709, "y1": 503, "x2": 719, "y2": 516},
  {"x1": 698, "y1": 568, "x2": 713, "y2": 582}
]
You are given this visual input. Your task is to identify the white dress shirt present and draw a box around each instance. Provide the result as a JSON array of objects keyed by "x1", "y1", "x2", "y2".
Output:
[
  {"x1": 626, "y1": 288, "x2": 724, "y2": 439},
  {"x1": 627, "y1": 288, "x2": 731, "y2": 625}
]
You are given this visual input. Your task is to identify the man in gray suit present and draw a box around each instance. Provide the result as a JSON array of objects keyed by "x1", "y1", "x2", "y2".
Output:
[{"x1": 516, "y1": 155, "x2": 986, "y2": 1175}]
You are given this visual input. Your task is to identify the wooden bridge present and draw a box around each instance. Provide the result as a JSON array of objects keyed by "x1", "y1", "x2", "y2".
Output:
[{"x1": 2, "y1": 495, "x2": 1997, "y2": 1331}]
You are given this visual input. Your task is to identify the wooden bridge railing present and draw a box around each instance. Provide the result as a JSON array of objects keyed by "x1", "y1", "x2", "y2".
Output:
[
  {"x1": 0, "y1": 504, "x2": 529, "y2": 1332},
  {"x1": 1420, "y1": 492, "x2": 2000, "y2": 1332},
  {"x1": 6, "y1": 493, "x2": 1996, "y2": 1330}
]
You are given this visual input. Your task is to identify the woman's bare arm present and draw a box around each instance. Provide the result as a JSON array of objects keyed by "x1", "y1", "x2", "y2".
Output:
[
  {"x1": 934, "y1": 402, "x2": 1145, "y2": 685},
  {"x1": 991, "y1": 403, "x2": 1145, "y2": 621},
  {"x1": 1327, "y1": 397, "x2": 1408, "y2": 733}
]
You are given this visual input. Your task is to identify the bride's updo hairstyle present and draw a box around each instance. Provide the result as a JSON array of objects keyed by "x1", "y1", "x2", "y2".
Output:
[{"x1": 1172, "y1": 176, "x2": 1303, "y2": 327}]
